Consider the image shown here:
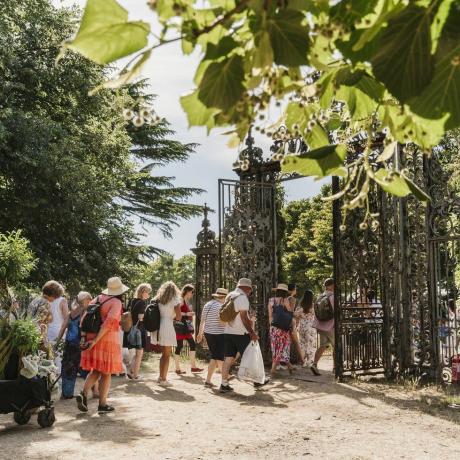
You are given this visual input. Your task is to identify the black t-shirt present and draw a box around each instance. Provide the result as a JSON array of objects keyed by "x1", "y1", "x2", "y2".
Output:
[{"x1": 129, "y1": 298, "x2": 147, "y2": 324}]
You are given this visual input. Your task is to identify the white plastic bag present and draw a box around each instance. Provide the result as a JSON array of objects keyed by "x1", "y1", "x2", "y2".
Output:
[{"x1": 238, "y1": 341, "x2": 266, "y2": 384}]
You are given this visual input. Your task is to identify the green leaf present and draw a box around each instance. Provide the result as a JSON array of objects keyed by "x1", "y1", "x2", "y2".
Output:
[
  {"x1": 62, "y1": 0, "x2": 150, "y2": 65},
  {"x1": 409, "y1": 42, "x2": 460, "y2": 130},
  {"x1": 180, "y1": 91, "x2": 220, "y2": 131},
  {"x1": 371, "y1": 4, "x2": 434, "y2": 102},
  {"x1": 330, "y1": 0, "x2": 379, "y2": 26},
  {"x1": 336, "y1": 28, "x2": 382, "y2": 65},
  {"x1": 374, "y1": 169, "x2": 430, "y2": 202},
  {"x1": 376, "y1": 141, "x2": 397, "y2": 163},
  {"x1": 281, "y1": 145, "x2": 348, "y2": 178},
  {"x1": 431, "y1": 0, "x2": 455, "y2": 54},
  {"x1": 88, "y1": 50, "x2": 151, "y2": 95},
  {"x1": 266, "y1": 9, "x2": 310, "y2": 66},
  {"x1": 253, "y1": 30, "x2": 274, "y2": 68},
  {"x1": 197, "y1": 55, "x2": 245, "y2": 110},
  {"x1": 204, "y1": 36, "x2": 239, "y2": 60}
]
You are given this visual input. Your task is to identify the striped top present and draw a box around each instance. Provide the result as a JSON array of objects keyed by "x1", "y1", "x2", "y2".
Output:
[{"x1": 201, "y1": 299, "x2": 225, "y2": 334}]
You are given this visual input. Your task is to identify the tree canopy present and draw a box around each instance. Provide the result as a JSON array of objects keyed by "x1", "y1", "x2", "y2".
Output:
[
  {"x1": 0, "y1": 0, "x2": 202, "y2": 294},
  {"x1": 62, "y1": 0, "x2": 460, "y2": 218}
]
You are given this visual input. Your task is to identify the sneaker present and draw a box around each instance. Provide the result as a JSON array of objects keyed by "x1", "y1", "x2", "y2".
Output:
[
  {"x1": 98, "y1": 405, "x2": 115, "y2": 413},
  {"x1": 191, "y1": 367, "x2": 204, "y2": 373},
  {"x1": 76, "y1": 392, "x2": 88, "y2": 412},
  {"x1": 310, "y1": 363, "x2": 321, "y2": 376},
  {"x1": 157, "y1": 378, "x2": 173, "y2": 387},
  {"x1": 175, "y1": 370, "x2": 186, "y2": 375},
  {"x1": 204, "y1": 381, "x2": 215, "y2": 388},
  {"x1": 219, "y1": 384, "x2": 234, "y2": 393}
]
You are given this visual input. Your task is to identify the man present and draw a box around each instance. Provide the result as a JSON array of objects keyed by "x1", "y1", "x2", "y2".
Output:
[
  {"x1": 220, "y1": 278, "x2": 259, "y2": 393},
  {"x1": 311, "y1": 278, "x2": 335, "y2": 376}
]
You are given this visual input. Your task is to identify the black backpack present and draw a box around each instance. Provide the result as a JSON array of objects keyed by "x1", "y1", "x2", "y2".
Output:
[
  {"x1": 314, "y1": 293, "x2": 334, "y2": 321},
  {"x1": 80, "y1": 296, "x2": 112, "y2": 334},
  {"x1": 144, "y1": 300, "x2": 161, "y2": 334},
  {"x1": 271, "y1": 301, "x2": 293, "y2": 331}
]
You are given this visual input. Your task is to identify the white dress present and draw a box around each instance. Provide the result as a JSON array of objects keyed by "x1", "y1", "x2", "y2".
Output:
[{"x1": 152, "y1": 296, "x2": 180, "y2": 346}]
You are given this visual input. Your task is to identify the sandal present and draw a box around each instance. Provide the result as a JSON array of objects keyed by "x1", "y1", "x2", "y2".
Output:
[
  {"x1": 191, "y1": 367, "x2": 204, "y2": 373},
  {"x1": 175, "y1": 370, "x2": 186, "y2": 375}
]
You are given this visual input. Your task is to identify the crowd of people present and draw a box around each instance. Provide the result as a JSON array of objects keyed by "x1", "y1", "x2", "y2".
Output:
[{"x1": 7, "y1": 275, "x2": 336, "y2": 413}]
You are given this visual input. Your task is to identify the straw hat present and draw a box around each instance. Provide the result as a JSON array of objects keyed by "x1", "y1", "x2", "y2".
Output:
[
  {"x1": 272, "y1": 283, "x2": 289, "y2": 292},
  {"x1": 212, "y1": 287, "x2": 229, "y2": 298},
  {"x1": 102, "y1": 277, "x2": 129, "y2": 296},
  {"x1": 237, "y1": 278, "x2": 253, "y2": 289}
]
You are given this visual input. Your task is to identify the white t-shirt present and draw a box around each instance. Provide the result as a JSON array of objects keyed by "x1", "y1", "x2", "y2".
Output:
[{"x1": 224, "y1": 288, "x2": 250, "y2": 335}]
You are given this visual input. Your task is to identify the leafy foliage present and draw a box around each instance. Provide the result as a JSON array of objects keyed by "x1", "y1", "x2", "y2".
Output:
[
  {"x1": 0, "y1": 1, "x2": 201, "y2": 294},
  {"x1": 11, "y1": 319, "x2": 41, "y2": 355}
]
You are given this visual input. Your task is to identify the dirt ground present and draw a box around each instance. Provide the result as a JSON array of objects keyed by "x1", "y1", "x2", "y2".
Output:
[{"x1": 1, "y1": 356, "x2": 459, "y2": 460}]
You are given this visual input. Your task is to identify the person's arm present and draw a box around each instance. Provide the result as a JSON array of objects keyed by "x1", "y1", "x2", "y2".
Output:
[
  {"x1": 267, "y1": 301, "x2": 273, "y2": 324},
  {"x1": 240, "y1": 310, "x2": 258, "y2": 341},
  {"x1": 197, "y1": 304, "x2": 208, "y2": 342},
  {"x1": 56, "y1": 311, "x2": 70, "y2": 343},
  {"x1": 59, "y1": 298, "x2": 69, "y2": 329},
  {"x1": 174, "y1": 304, "x2": 182, "y2": 321}
]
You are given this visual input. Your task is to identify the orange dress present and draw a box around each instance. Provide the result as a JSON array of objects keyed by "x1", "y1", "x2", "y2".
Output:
[{"x1": 80, "y1": 295, "x2": 123, "y2": 374}]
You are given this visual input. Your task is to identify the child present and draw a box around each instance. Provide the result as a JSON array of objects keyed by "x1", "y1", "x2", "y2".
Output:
[{"x1": 296, "y1": 289, "x2": 317, "y2": 367}]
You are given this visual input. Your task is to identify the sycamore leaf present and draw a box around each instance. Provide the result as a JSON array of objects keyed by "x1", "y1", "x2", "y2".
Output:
[
  {"x1": 431, "y1": 0, "x2": 455, "y2": 54},
  {"x1": 180, "y1": 91, "x2": 220, "y2": 131},
  {"x1": 371, "y1": 4, "x2": 434, "y2": 102},
  {"x1": 266, "y1": 9, "x2": 310, "y2": 66},
  {"x1": 376, "y1": 141, "x2": 397, "y2": 163},
  {"x1": 198, "y1": 55, "x2": 245, "y2": 111},
  {"x1": 204, "y1": 36, "x2": 239, "y2": 60},
  {"x1": 281, "y1": 145, "x2": 348, "y2": 178},
  {"x1": 88, "y1": 50, "x2": 151, "y2": 95},
  {"x1": 374, "y1": 169, "x2": 430, "y2": 202},
  {"x1": 253, "y1": 30, "x2": 274, "y2": 68},
  {"x1": 409, "y1": 42, "x2": 460, "y2": 130},
  {"x1": 62, "y1": 0, "x2": 150, "y2": 65}
]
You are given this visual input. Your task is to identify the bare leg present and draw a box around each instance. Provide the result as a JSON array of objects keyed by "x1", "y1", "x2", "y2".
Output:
[
  {"x1": 131, "y1": 349, "x2": 144, "y2": 378},
  {"x1": 221, "y1": 357, "x2": 235, "y2": 383},
  {"x1": 314, "y1": 346, "x2": 327, "y2": 365},
  {"x1": 98, "y1": 373, "x2": 111, "y2": 406},
  {"x1": 291, "y1": 330, "x2": 304, "y2": 363},
  {"x1": 206, "y1": 359, "x2": 217, "y2": 383},
  {"x1": 83, "y1": 370, "x2": 101, "y2": 397},
  {"x1": 174, "y1": 355, "x2": 181, "y2": 372},
  {"x1": 190, "y1": 350, "x2": 197, "y2": 368},
  {"x1": 271, "y1": 359, "x2": 278, "y2": 375},
  {"x1": 160, "y1": 346, "x2": 172, "y2": 380}
]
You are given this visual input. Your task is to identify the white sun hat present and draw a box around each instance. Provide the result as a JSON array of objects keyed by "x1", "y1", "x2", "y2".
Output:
[
  {"x1": 212, "y1": 287, "x2": 229, "y2": 298},
  {"x1": 237, "y1": 278, "x2": 253, "y2": 289},
  {"x1": 272, "y1": 283, "x2": 289, "y2": 292},
  {"x1": 102, "y1": 277, "x2": 130, "y2": 296}
]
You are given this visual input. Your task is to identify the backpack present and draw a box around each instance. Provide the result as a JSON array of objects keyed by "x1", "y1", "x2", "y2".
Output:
[
  {"x1": 219, "y1": 294, "x2": 241, "y2": 323},
  {"x1": 314, "y1": 293, "x2": 334, "y2": 321},
  {"x1": 271, "y1": 301, "x2": 293, "y2": 331},
  {"x1": 80, "y1": 296, "x2": 112, "y2": 334},
  {"x1": 144, "y1": 300, "x2": 161, "y2": 334}
]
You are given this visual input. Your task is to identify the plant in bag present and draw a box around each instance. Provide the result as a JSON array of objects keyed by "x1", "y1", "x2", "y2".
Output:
[{"x1": 237, "y1": 341, "x2": 265, "y2": 384}]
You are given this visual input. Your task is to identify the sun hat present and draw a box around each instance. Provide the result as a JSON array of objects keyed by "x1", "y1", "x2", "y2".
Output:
[
  {"x1": 272, "y1": 283, "x2": 289, "y2": 292},
  {"x1": 236, "y1": 278, "x2": 253, "y2": 289},
  {"x1": 212, "y1": 287, "x2": 229, "y2": 298},
  {"x1": 102, "y1": 277, "x2": 129, "y2": 296}
]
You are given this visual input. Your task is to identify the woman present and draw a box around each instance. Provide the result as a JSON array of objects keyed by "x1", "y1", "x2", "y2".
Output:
[
  {"x1": 295, "y1": 289, "x2": 316, "y2": 367},
  {"x1": 76, "y1": 277, "x2": 128, "y2": 413},
  {"x1": 174, "y1": 284, "x2": 203, "y2": 374},
  {"x1": 197, "y1": 287, "x2": 228, "y2": 387},
  {"x1": 268, "y1": 283, "x2": 294, "y2": 376},
  {"x1": 42, "y1": 280, "x2": 68, "y2": 373},
  {"x1": 56, "y1": 291, "x2": 92, "y2": 399},
  {"x1": 151, "y1": 281, "x2": 182, "y2": 386},
  {"x1": 123, "y1": 283, "x2": 152, "y2": 380}
]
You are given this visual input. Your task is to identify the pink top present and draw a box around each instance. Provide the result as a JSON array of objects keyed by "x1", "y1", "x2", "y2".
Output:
[{"x1": 312, "y1": 291, "x2": 334, "y2": 332}]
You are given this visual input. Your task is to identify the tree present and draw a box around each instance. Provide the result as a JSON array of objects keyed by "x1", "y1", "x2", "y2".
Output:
[
  {"x1": 63, "y1": 0, "x2": 460, "y2": 215},
  {"x1": 133, "y1": 253, "x2": 196, "y2": 293},
  {"x1": 282, "y1": 186, "x2": 333, "y2": 292},
  {"x1": 0, "y1": 0, "x2": 201, "y2": 294}
]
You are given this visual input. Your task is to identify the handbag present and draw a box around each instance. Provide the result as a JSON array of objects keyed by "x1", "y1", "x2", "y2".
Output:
[
  {"x1": 127, "y1": 323, "x2": 142, "y2": 347},
  {"x1": 174, "y1": 320, "x2": 189, "y2": 335},
  {"x1": 185, "y1": 319, "x2": 194, "y2": 334},
  {"x1": 271, "y1": 302, "x2": 293, "y2": 331}
]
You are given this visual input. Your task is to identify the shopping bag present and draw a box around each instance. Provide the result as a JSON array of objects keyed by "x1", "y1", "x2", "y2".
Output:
[{"x1": 237, "y1": 341, "x2": 266, "y2": 384}]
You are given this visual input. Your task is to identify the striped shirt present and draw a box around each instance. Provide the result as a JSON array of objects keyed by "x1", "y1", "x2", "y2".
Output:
[{"x1": 201, "y1": 300, "x2": 225, "y2": 334}]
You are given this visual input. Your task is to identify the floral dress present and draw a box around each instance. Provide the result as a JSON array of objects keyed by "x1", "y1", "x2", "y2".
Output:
[
  {"x1": 269, "y1": 298, "x2": 291, "y2": 364},
  {"x1": 297, "y1": 309, "x2": 317, "y2": 365}
]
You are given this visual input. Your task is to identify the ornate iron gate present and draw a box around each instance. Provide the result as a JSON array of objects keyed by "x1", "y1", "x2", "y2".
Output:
[{"x1": 218, "y1": 178, "x2": 277, "y2": 360}]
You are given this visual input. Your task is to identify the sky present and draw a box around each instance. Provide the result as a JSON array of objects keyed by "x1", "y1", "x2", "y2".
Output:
[{"x1": 55, "y1": 0, "x2": 327, "y2": 257}]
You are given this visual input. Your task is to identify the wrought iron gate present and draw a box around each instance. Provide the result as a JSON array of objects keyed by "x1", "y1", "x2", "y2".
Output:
[{"x1": 218, "y1": 178, "x2": 277, "y2": 360}]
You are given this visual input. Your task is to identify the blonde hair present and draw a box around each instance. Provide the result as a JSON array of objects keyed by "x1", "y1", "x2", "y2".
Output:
[
  {"x1": 134, "y1": 283, "x2": 152, "y2": 299},
  {"x1": 154, "y1": 281, "x2": 180, "y2": 305},
  {"x1": 72, "y1": 291, "x2": 92, "y2": 309}
]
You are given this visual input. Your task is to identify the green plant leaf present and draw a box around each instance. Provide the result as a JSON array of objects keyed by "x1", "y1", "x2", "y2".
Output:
[
  {"x1": 371, "y1": 4, "x2": 434, "y2": 102},
  {"x1": 409, "y1": 43, "x2": 460, "y2": 130},
  {"x1": 266, "y1": 9, "x2": 310, "y2": 66},
  {"x1": 253, "y1": 30, "x2": 274, "y2": 68},
  {"x1": 62, "y1": 0, "x2": 150, "y2": 65},
  {"x1": 180, "y1": 91, "x2": 220, "y2": 131},
  {"x1": 374, "y1": 169, "x2": 430, "y2": 202},
  {"x1": 281, "y1": 145, "x2": 348, "y2": 178},
  {"x1": 204, "y1": 36, "x2": 239, "y2": 60},
  {"x1": 330, "y1": 0, "x2": 379, "y2": 26},
  {"x1": 431, "y1": 0, "x2": 455, "y2": 54},
  {"x1": 197, "y1": 55, "x2": 245, "y2": 110}
]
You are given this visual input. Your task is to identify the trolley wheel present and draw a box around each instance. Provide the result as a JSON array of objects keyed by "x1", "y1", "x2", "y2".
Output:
[
  {"x1": 442, "y1": 367, "x2": 452, "y2": 384},
  {"x1": 13, "y1": 410, "x2": 32, "y2": 425},
  {"x1": 37, "y1": 408, "x2": 55, "y2": 428}
]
